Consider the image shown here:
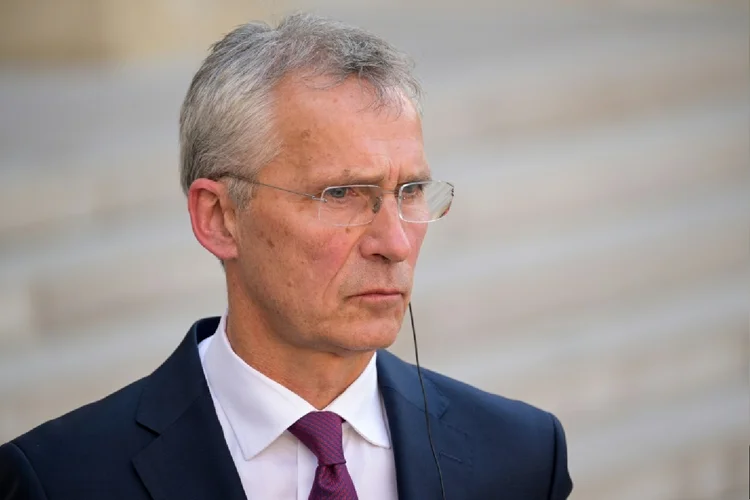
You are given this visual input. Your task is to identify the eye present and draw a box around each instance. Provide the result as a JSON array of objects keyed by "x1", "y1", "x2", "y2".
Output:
[
  {"x1": 324, "y1": 186, "x2": 367, "y2": 201},
  {"x1": 326, "y1": 187, "x2": 351, "y2": 199},
  {"x1": 401, "y1": 183, "x2": 425, "y2": 196}
]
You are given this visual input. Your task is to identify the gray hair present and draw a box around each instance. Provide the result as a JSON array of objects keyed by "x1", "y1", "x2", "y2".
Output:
[{"x1": 179, "y1": 12, "x2": 423, "y2": 205}]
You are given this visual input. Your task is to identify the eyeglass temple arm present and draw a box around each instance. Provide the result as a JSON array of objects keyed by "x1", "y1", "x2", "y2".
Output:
[{"x1": 218, "y1": 174, "x2": 324, "y2": 201}]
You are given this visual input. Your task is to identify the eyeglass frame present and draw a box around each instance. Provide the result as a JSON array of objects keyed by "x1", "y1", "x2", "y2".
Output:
[{"x1": 213, "y1": 173, "x2": 454, "y2": 226}]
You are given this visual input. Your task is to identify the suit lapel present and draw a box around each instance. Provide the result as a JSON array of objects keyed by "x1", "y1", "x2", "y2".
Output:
[
  {"x1": 377, "y1": 350, "x2": 473, "y2": 500},
  {"x1": 129, "y1": 319, "x2": 473, "y2": 500},
  {"x1": 132, "y1": 318, "x2": 245, "y2": 500}
]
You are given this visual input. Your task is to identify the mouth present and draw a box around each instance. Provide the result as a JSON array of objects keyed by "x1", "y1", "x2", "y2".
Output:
[
  {"x1": 350, "y1": 289, "x2": 405, "y2": 304},
  {"x1": 353, "y1": 289, "x2": 403, "y2": 297}
]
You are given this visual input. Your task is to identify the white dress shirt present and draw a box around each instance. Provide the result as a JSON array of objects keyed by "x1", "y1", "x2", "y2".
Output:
[{"x1": 198, "y1": 314, "x2": 398, "y2": 500}]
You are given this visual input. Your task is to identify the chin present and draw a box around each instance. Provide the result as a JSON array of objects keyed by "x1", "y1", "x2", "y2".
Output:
[{"x1": 332, "y1": 318, "x2": 401, "y2": 353}]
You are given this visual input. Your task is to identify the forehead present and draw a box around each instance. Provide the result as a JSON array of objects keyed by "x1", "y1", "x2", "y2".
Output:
[{"x1": 268, "y1": 74, "x2": 428, "y2": 184}]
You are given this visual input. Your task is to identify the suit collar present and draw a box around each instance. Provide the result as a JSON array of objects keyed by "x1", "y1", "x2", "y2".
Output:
[
  {"x1": 134, "y1": 317, "x2": 217, "y2": 433},
  {"x1": 377, "y1": 350, "x2": 474, "y2": 500},
  {"x1": 376, "y1": 349, "x2": 449, "y2": 419},
  {"x1": 131, "y1": 316, "x2": 473, "y2": 500},
  {"x1": 133, "y1": 317, "x2": 246, "y2": 500}
]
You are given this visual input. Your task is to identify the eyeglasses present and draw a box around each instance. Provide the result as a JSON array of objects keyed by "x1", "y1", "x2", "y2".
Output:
[{"x1": 217, "y1": 173, "x2": 454, "y2": 227}]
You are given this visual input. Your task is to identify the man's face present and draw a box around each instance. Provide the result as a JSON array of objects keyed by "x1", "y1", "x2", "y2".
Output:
[{"x1": 231, "y1": 75, "x2": 428, "y2": 356}]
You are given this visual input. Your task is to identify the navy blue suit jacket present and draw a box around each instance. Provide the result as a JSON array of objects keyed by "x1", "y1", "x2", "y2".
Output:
[{"x1": 0, "y1": 317, "x2": 572, "y2": 499}]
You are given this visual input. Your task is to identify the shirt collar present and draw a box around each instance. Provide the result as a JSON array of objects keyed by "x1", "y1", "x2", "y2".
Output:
[
  {"x1": 201, "y1": 313, "x2": 391, "y2": 461},
  {"x1": 325, "y1": 347, "x2": 391, "y2": 449}
]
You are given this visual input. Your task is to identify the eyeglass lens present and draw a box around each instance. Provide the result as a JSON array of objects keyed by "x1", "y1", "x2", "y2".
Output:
[{"x1": 319, "y1": 181, "x2": 453, "y2": 227}]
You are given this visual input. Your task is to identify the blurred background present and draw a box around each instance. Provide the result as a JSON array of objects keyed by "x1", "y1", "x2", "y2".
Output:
[{"x1": 0, "y1": 0, "x2": 748, "y2": 498}]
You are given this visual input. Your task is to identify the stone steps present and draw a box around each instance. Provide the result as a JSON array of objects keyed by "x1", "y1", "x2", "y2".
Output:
[
  {"x1": 5, "y1": 256, "x2": 741, "y2": 400},
  {"x1": 410, "y1": 265, "x2": 746, "y2": 384},
  {"x1": 0, "y1": 291, "x2": 223, "y2": 439},
  {"x1": 2, "y1": 273, "x2": 745, "y2": 495},
  {"x1": 570, "y1": 385, "x2": 747, "y2": 499},
  {"x1": 4, "y1": 93, "x2": 743, "y2": 276},
  {"x1": 421, "y1": 16, "x2": 747, "y2": 145},
  {"x1": 1, "y1": 95, "x2": 745, "y2": 343},
  {"x1": 4, "y1": 250, "x2": 743, "y2": 431},
  {"x1": 427, "y1": 96, "x2": 747, "y2": 248},
  {"x1": 1, "y1": 93, "x2": 743, "y2": 282},
  {"x1": 394, "y1": 267, "x2": 748, "y2": 444},
  {"x1": 1, "y1": 171, "x2": 742, "y2": 348},
  {"x1": 0, "y1": 10, "x2": 744, "y2": 236},
  {"x1": 415, "y1": 183, "x2": 747, "y2": 340}
]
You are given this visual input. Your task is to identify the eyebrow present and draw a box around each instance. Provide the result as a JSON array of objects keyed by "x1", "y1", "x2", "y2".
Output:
[{"x1": 315, "y1": 167, "x2": 432, "y2": 189}]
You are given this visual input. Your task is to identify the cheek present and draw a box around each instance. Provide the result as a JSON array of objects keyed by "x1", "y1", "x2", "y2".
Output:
[
  {"x1": 408, "y1": 225, "x2": 428, "y2": 263},
  {"x1": 296, "y1": 229, "x2": 357, "y2": 284}
]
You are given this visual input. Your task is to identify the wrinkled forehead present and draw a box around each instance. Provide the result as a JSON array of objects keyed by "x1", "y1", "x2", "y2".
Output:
[{"x1": 266, "y1": 75, "x2": 428, "y2": 186}]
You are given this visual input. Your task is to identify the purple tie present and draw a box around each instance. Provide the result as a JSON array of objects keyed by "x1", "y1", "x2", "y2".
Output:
[{"x1": 289, "y1": 411, "x2": 359, "y2": 500}]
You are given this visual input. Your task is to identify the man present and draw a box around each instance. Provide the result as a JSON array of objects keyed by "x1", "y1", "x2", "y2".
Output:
[{"x1": 0, "y1": 13, "x2": 572, "y2": 500}]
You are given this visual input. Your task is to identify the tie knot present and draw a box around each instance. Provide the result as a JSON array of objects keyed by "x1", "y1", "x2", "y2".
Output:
[{"x1": 288, "y1": 411, "x2": 346, "y2": 466}]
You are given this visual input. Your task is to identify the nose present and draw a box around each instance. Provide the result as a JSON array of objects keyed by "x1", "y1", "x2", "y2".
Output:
[{"x1": 359, "y1": 195, "x2": 412, "y2": 263}]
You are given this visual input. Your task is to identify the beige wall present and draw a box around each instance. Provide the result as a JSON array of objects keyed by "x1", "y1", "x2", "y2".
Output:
[
  {"x1": 2, "y1": 0, "x2": 747, "y2": 62},
  {"x1": 0, "y1": 0, "x2": 275, "y2": 62}
]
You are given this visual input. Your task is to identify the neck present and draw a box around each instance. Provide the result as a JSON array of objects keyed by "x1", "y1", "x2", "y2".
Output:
[{"x1": 224, "y1": 305, "x2": 373, "y2": 410}]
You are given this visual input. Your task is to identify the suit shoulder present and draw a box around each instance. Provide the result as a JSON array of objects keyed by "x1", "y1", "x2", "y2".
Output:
[
  {"x1": 422, "y1": 365, "x2": 571, "y2": 493},
  {"x1": 422, "y1": 366, "x2": 557, "y2": 433},
  {"x1": 11, "y1": 376, "x2": 150, "y2": 458},
  {"x1": 4, "y1": 376, "x2": 161, "y2": 499},
  {"x1": 381, "y1": 349, "x2": 568, "y2": 488},
  {"x1": 423, "y1": 368, "x2": 573, "y2": 498},
  {"x1": 0, "y1": 441, "x2": 48, "y2": 499}
]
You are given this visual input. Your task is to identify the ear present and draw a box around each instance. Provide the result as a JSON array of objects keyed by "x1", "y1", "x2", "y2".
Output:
[{"x1": 187, "y1": 178, "x2": 240, "y2": 261}]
